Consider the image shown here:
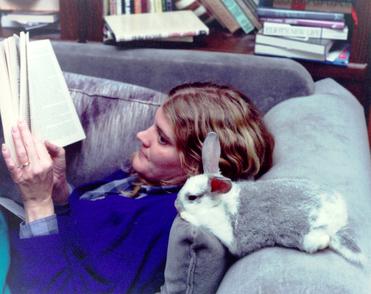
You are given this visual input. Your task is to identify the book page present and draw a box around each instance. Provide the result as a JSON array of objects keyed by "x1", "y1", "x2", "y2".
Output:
[
  {"x1": 19, "y1": 32, "x2": 30, "y2": 127},
  {"x1": 0, "y1": 42, "x2": 19, "y2": 163},
  {"x1": 27, "y1": 39, "x2": 86, "y2": 147},
  {"x1": 3, "y1": 36, "x2": 20, "y2": 119}
]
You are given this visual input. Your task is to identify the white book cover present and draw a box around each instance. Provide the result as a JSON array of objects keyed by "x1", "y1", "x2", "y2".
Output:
[
  {"x1": 104, "y1": 10, "x2": 209, "y2": 41},
  {"x1": 263, "y1": 22, "x2": 348, "y2": 40},
  {"x1": 255, "y1": 31, "x2": 334, "y2": 55}
]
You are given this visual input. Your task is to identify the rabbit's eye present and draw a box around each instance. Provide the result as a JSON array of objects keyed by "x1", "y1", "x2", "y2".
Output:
[{"x1": 188, "y1": 195, "x2": 198, "y2": 201}]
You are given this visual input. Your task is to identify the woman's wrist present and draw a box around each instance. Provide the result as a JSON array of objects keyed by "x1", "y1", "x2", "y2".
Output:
[
  {"x1": 24, "y1": 197, "x2": 55, "y2": 223},
  {"x1": 52, "y1": 179, "x2": 70, "y2": 205}
]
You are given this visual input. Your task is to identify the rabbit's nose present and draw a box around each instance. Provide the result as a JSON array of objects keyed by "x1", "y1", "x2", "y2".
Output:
[{"x1": 174, "y1": 198, "x2": 183, "y2": 212}]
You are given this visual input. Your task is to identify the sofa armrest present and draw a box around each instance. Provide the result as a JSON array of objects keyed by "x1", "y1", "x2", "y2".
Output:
[{"x1": 217, "y1": 79, "x2": 371, "y2": 294}]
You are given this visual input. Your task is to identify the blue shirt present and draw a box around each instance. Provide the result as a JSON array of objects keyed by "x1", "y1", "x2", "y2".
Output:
[{"x1": 9, "y1": 170, "x2": 180, "y2": 294}]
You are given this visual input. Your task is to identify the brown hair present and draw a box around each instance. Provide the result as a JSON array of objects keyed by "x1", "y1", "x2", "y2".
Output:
[{"x1": 162, "y1": 82, "x2": 275, "y2": 180}]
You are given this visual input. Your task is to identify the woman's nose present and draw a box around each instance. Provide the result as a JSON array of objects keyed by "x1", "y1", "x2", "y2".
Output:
[{"x1": 136, "y1": 127, "x2": 151, "y2": 147}]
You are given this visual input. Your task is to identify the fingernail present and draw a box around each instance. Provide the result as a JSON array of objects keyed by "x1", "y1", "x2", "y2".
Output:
[
  {"x1": 11, "y1": 126, "x2": 17, "y2": 133},
  {"x1": 2, "y1": 144, "x2": 6, "y2": 151}
]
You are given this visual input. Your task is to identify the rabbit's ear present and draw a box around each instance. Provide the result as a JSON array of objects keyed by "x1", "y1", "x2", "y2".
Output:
[
  {"x1": 210, "y1": 176, "x2": 232, "y2": 194},
  {"x1": 202, "y1": 132, "x2": 221, "y2": 174}
]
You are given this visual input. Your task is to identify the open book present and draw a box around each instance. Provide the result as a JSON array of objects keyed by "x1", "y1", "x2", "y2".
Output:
[{"x1": 0, "y1": 32, "x2": 86, "y2": 219}]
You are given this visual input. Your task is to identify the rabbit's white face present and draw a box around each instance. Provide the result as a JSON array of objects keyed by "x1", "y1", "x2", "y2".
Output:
[
  {"x1": 175, "y1": 173, "x2": 238, "y2": 247},
  {"x1": 175, "y1": 174, "x2": 232, "y2": 227}
]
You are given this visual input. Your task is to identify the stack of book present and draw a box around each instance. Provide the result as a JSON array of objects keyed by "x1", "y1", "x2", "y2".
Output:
[
  {"x1": 104, "y1": 10, "x2": 209, "y2": 43},
  {"x1": 0, "y1": 0, "x2": 59, "y2": 35},
  {"x1": 254, "y1": 0, "x2": 353, "y2": 65}
]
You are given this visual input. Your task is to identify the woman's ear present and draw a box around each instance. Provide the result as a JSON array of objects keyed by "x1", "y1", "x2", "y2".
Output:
[{"x1": 210, "y1": 176, "x2": 232, "y2": 194}]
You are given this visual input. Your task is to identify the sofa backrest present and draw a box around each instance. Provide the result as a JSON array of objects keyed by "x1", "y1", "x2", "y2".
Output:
[{"x1": 52, "y1": 42, "x2": 315, "y2": 113}]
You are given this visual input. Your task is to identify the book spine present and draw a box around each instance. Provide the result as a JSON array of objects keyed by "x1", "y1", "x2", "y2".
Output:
[
  {"x1": 235, "y1": 0, "x2": 262, "y2": 29},
  {"x1": 263, "y1": 22, "x2": 348, "y2": 40},
  {"x1": 124, "y1": 0, "x2": 132, "y2": 14},
  {"x1": 260, "y1": 17, "x2": 345, "y2": 29},
  {"x1": 273, "y1": 0, "x2": 353, "y2": 14},
  {"x1": 257, "y1": 7, "x2": 345, "y2": 21},
  {"x1": 116, "y1": 0, "x2": 122, "y2": 14},
  {"x1": 199, "y1": 0, "x2": 240, "y2": 33},
  {"x1": 222, "y1": 0, "x2": 255, "y2": 34},
  {"x1": 140, "y1": 0, "x2": 147, "y2": 12},
  {"x1": 133, "y1": 0, "x2": 141, "y2": 13},
  {"x1": 165, "y1": 0, "x2": 174, "y2": 11}
]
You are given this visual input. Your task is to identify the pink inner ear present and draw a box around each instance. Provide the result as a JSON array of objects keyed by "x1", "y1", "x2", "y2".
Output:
[{"x1": 211, "y1": 177, "x2": 232, "y2": 194}]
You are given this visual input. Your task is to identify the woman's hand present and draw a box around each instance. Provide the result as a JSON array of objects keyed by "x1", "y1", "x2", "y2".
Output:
[
  {"x1": 45, "y1": 141, "x2": 69, "y2": 205},
  {"x1": 2, "y1": 121, "x2": 54, "y2": 223}
]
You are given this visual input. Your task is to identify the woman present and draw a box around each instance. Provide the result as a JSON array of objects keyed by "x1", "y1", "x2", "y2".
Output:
[{"x1": 4, "y1": 83, "x2": 274, "y2": 293}]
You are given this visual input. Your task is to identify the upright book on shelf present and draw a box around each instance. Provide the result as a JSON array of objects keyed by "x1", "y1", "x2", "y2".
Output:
[
  {"x1": 200, "y1": 0, "x2": 241, "y2": 33},
  {"x1": 222, "y1": 0, "x2": 255, "y2": 34},
  {"x1": 104, "y1": 10, "x2": 209, "y2": 41}
]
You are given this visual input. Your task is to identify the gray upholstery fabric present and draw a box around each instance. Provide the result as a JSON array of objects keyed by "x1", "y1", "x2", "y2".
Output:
[
  {"x1": 52, "y1": 41, "x2": 314, "y2": 113},
  {"x1": 160, "y1": 216, "x2": 232, "y2": 294},
  {"x1": 63, "y1": 72, "x2": 166, "y2": 186},
  {"x1": 217, "y1": 78, "x2": 371, "y2": 294}
]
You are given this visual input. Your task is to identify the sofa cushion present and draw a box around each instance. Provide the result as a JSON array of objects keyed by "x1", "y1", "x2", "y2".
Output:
[
  {"x1": 64, "y1": 72, "x2": 166, "y2": 187},
  {"x1": 217, "y1": 80, "x2": 371, "y2": 293},
  {"x1": 160, "y1": 216, "x2": 233, "y2": 294}
]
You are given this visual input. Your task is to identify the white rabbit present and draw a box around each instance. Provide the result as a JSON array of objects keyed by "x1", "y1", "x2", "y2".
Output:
[{"x1": 175, "y1": 132, "x2": 366, "y2": 266}]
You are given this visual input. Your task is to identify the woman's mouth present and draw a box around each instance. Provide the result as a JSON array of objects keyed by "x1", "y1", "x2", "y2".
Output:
[{"x1": 139, "y1": 148, "x2": 147, "y2": 160}]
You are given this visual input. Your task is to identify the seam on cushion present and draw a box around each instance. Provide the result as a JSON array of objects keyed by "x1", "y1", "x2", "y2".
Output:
[
  {"x1": 69, "y1": 88, "x2": 163, "y2": 106},
  {"x1": 185, "y1": 227, "x2": 197, "y2": 294}
]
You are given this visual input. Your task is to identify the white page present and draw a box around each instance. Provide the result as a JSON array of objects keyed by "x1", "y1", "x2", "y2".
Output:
[
  {"x1": 19, "y1": 31, "x2": 30, "y2": 127},
  {"x1": 3, "y1": 36, "x2": 20, "y2": 120},
  {"x1": 0, "y1": 42, "x2": 19, "y2": 163},
  {"x1": 27, "y1": 39, "x2": 85, "y2": 146}
]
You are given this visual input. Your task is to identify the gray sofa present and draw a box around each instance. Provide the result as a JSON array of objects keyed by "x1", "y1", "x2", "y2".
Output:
[{"x1": 1, "y1": 41, "x2": 371, "y2": 293}]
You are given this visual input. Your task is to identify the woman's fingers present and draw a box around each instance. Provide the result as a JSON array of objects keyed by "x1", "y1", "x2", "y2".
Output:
[
  {"x1": 16, "y1": 120, "x2": 39, "y2": 164},
  {"x1": 1, "y1": 144, "x2": 22, "y2": 182},
  {"x1": 45, "y1": 140, "x2": 64, "y2": 158},
  {"x1": 33, "y1": 136, "x2": 52, "y2": 166},
  {"x1": 11, "y1": 124, "x2": 31, "y2": 166}
]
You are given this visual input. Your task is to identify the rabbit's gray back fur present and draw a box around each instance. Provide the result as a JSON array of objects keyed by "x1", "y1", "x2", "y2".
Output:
[{"x1": 229, "y1": 178, "x2": 343, "y2": 257}]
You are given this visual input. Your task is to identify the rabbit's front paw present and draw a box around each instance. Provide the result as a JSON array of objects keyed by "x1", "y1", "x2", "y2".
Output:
[{"x1": 303, "y1": 230, "x2": 330, "y2": 253}]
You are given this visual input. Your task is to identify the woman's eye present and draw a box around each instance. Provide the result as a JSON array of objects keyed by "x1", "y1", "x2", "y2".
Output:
[{"x1": 158, "y1": 135, "x2": 168, "y2": 145}]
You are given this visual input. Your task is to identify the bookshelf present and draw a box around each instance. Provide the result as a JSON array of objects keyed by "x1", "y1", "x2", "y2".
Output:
[{"x1": 58, "y1": 1, "x2": 370, "y2": 99}]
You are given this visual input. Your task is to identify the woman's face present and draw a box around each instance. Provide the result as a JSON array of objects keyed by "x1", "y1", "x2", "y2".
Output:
[{"x1": 132, "y1": 106, "x2": 186, "y2": 185}]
